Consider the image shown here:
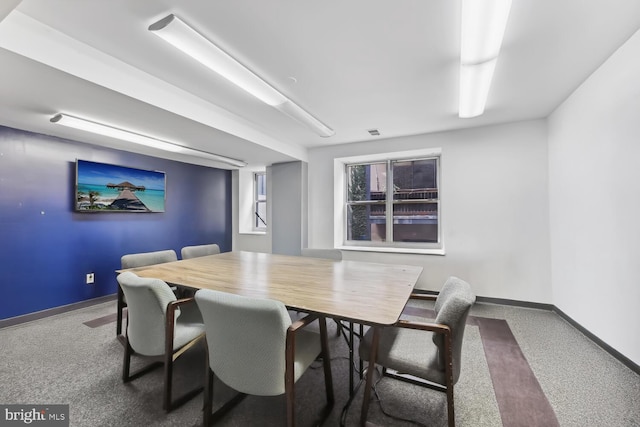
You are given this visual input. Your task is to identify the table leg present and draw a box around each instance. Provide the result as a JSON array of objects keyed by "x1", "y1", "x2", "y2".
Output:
[
  {"x1": 349, "y1": 321, "x2": 354, "y2": 395},
  {"x1": 360, "y1": 327, "x2": 380, "y2": 427},
  {"x1": 359, "y1": 323, "x2": 364, "y2": 379}
]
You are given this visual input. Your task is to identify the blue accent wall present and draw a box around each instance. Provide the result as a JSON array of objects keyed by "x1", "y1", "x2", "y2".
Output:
[{"x1": 0, "y1": 126, "x2": 232, "y2": 320}]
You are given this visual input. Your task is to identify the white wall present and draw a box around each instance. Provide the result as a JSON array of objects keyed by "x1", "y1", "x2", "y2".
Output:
[
  {"x1": 270, "y1": 161, "x2": 308, "y2": 255},
  {"x1": 548, "y1": 29, "x2": 640, "y2": 365},
  {"x1": 308, "y1": 120, "x2": 552, "y2": 303}
]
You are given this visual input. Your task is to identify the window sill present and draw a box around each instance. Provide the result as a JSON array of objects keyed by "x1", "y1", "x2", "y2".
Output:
[
  {"x1": 239, "y1": 231, "x2": 267, "y2": 236},
  {"x1": 338, "y1": 246, "x2": 445, "y2": 256}
]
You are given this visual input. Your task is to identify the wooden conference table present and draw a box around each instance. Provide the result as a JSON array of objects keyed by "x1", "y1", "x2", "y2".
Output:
[{"x1": 118, "y1": 251, "x2": 423, "y2": 421}]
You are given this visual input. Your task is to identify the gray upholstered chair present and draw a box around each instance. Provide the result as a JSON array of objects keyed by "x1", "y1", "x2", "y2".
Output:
[
  {"x1": 358, "y1": 276, "x2": 476, "y2": 427},
  {"x1": 117, "y1": 271, "x2": 205, "y2": 412},
  {"x1": 121, "y1": 249, "x2": 178, "y2": 269},
  {"x1": 195, "y1": 289, "x2": 334, "y2": 427},
  {"x1": 181, "y1": 243, "x2": 221, "y2": 259},
  {"x1": 117, "y1": 249, "x2": 178, "y2": 337}
]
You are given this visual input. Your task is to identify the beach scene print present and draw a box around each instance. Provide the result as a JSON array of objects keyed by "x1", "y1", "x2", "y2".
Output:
[{"x1": 76, "y1": 160, "x2": 166, "y2": 212}]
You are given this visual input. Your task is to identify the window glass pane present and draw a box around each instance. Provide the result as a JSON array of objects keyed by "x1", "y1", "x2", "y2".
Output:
[
  {"x1": 392, "y1": 202, "x2": 438, "y2": 243},
  {"x1": 393, "y1": 159, "x2": 437, "y2": 197},
  {"x1": 254, "y1": 172, "x2": 266, "y2": 229},
  {"x1": 256, "y1": 173, "x2": 266, "y2": 201},
  {"x1": 391, "y1": 159, "x2": 438, "y2": 242},
  {"x1": 344, "y1": 156, "x2": 440, "y2": 248},
  {"x1": 347, "y1": 163, "x2": 386, "y2": 202},
  {"x1": 346, "y1": 204, "x2": 386, "y2": 242},
  {"x1": 255, "y1": 201, "x2": 267, "y2": 228}
]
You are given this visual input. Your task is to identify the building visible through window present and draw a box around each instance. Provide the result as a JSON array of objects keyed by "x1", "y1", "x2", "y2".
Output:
[{"x1": 346, "y1": 157, "x2": 439, "y2": 246}]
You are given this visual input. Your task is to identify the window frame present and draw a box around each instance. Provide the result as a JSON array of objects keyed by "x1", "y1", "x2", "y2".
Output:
[{"x1": 334, "y1": 148, "x2": 444, "y2": 255}]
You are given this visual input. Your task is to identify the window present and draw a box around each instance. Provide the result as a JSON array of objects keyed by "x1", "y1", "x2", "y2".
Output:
[
  {"x1": 254, "y1": 172, "x2": 267, "y2": 230},
  {"x1": 343, "y1": 155, "x2": 440, "y2": 252}
]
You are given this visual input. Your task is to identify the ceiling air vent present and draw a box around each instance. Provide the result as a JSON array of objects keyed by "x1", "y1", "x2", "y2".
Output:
[{"x1": 367, "y1": 129, "x2": 380, "y2": 136}]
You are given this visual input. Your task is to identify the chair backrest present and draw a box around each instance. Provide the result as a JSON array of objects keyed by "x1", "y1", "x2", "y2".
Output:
[
  {"x1": 301, "y1": 248, "x2": 342, "y2": 261},
  {"x1": 181, "y1": 244, "x2": 221, "y2": 260},
  {"x1": 121, "y1": 249, "x2": 177, "y2": 269},
  {"x1": 432, "y1": 276, "x2": 476, "y2": 383},
  {"x1": 117, "y1": 271, "x2": 178, "y2": 356},
  {"x1": 195, "y1": 289, "x2": 293, "y2": 396}
]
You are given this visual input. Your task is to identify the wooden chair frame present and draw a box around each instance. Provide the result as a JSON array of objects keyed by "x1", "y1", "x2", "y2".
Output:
[
  {"x1": 360, "y1": 293, "x2": 456, "y2": 427},
  {"x1": 203, "y1": 314, "x2": 334, "y2": 427},
  {"x1": 116, "y1": 285, "x2": 126, "y2": 340},
  {"x1": 122, "y1": 297, "x2": 205, "y2": 412}
]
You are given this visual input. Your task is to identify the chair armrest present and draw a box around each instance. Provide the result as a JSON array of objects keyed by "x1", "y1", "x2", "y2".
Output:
[
  {"x1": 284, "y1": 313, "x2": 328, "y2": 403},
  {"x1": 172, "y1": 297, "x2": 197, "y2": 307},
  {"x1": 285, "y1": 313, "x2": 322, "y2": 379},
  {"x1": 165, "y1": 297, "x2": 196, "y2": 323},
  {"x1": 164, "y1": 297, "x2": 200, "y2": 355},
  {"x1": 165, "y1": 297, "x2": 196, "y2": 328},
  {"x1": 289, "y1": 313, "x2": 320, "y2": 333},
  {"x1": 396, "y1": 318, "x2": 450, "y2": 335},
  {"x1": 165, "y1": 299, "x2": 187, "y2": 329},
  {"x1": 396, "y1": 319, "x2": 454, "y2": 383},
  {"x1": 408, "y1": 292, "x2": 437, "y2": 302}
]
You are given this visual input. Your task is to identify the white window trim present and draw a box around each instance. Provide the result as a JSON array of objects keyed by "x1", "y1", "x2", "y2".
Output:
[{"x1": 333, "y1": 147, "x2": 445, "y2": 255}]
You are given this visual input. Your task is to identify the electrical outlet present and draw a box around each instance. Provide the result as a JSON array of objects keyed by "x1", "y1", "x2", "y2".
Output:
[{"x1": 86, "y1": 273, "x2": 95, "y2": 284}]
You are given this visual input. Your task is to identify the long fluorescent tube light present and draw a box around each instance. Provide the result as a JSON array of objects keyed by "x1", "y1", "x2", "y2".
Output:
[
  {"x1": 459, "y1": 60, "x2": 497, "y2": 119},
  {"x1": 459, "y1": 0, "x2": 511, "y2": 118},
  {"x1": 50, "y1": 113, "x2": 247, "y2": 167},
  {"x1": 276, "y1": 101, "x2": 335, "y2": 139},
  {"x1": 148, "y1": 14, "x2": 334, "y2": 138}
]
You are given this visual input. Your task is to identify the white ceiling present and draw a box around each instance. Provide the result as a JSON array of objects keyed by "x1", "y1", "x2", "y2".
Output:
[{"x1": 0, "y1": 0, "x2": 639, "y2": 169}]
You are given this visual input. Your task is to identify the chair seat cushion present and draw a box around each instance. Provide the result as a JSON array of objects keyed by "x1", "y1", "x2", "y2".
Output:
[
  {"x1": 173, "y1": 321, "x2": 205, "y2": 351},
  {"x1": 172, "y1": 300, "x2": 204, "y2": 350},
  {"x1": 359, "y1": 326, "x2": 445, "y2": 385}
]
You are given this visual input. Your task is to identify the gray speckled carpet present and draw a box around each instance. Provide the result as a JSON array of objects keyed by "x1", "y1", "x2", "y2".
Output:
[{"x1": 1, "y1": 300, "x2": 638, "y2": 426}]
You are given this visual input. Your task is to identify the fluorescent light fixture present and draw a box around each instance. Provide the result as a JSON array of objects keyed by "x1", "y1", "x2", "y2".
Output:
[
  {"x1": 50, "y1": 113, "x2": 247, "y2": 167},
  {"x1": 149, "y1": 14, "x2": 334, "y2": 137},
  {"x1": 276, "y1": 101, "x2": 335, "y2": 138},
  {"x1": 459, "y1": 59, "x2": 497, "y2": 119},
  {"x1": 459, "y1": 0, "x2": 511, "y2": 118},
  {"x1": 461, "y1": 0, "x2": 512, "y2": 65}
]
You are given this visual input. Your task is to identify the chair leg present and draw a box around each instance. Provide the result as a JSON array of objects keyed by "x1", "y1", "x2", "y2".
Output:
[
  {"x1": 319, "y1": 317, "x2": 335, "y2": 405},
  {"x1": 360, "y1": 327, "x2": 380, "y2": 427},
  {"x1": 162, "y1": 349, "x2": 174, "y2": 411},
  {"x1": 444, "y1": 329, "x2": 455, "y2": 427},
  {"x1": 203, "y1": 367, "x2": 214, "y2": 427},
  {"x1": 447, "y1": 384, "x2": 455, "y2": 427},
  {"x1": 285, "y1": 356, "x2": 295, "y2": 427},
  {"x1": 122, "y1": 337, "x2": 162, "y2": 383},
  {"x1": 122, "y1": 337, "x2": 132, "y2": 382},
  {"x1": 202, "y1": 344, "x2": 239, "y2": 426}
]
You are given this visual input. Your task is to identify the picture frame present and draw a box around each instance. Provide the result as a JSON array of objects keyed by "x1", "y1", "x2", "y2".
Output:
[{"x1": 75, "y1": 159, "x2": 166, "y2": 212}]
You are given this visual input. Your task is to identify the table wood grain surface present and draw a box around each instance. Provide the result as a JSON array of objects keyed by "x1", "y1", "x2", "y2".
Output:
[{"x1": 117, "y1": 251, "x2": 423, "y2": 326}]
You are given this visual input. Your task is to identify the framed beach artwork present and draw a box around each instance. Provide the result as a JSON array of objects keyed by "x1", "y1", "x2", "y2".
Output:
[{"x1": 75, "y1": 159, "x2": 166, "y2": 212}]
